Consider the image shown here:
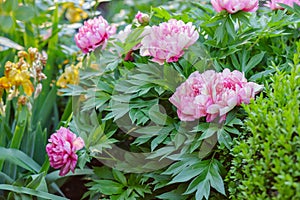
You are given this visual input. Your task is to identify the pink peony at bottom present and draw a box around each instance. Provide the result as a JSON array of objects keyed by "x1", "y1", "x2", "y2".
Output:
[
  {"x1": 46, "y1": 127, "x2": 85, "y2": 176},
  {"x1": 169, "y1": 69, "x2": 263, "y2": 123}
]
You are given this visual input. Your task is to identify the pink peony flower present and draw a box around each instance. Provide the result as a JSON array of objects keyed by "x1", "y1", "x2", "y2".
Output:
[
  {"x1": 46, "y1": 127, "x2": 85, "y2": 176},
  {"x1": 75, "y1": 16, "x2": 116, "y2": 54},
  {"x1": 139, "y1": 19, "x2": 199, "y2": 65},
  {"x1": 169, "y1": 69, "x2": 263, "y2": 123},
  {"x1": 265, "y1": 0, "x2": 300, "y2": 10},
  {"x1": 135, "y1": 11, "x2": 150, "y2": 24},
  {"x1": 211, "y1": 0, "x2": 259, "y2": 13}
]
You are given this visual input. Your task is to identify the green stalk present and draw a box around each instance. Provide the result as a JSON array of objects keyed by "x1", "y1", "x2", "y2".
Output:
[
  {"x1": 0, "y1": 100, "x2": 12, "y2": 171},
  {"x1": 56, "y1": 98, "x2": 73, "y2": 129},
  {"x1": 10, "y1": 106, "x2": 28, "y2": 149},
  {"x1": 5, "y1": 106, "x2": 28, "y2": 179},
  {"x1": 23, "y1": 22, "x2": 37, "y2": 48}
]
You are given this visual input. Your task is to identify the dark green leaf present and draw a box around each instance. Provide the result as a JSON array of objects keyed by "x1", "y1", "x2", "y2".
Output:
[
  {"x1": 26, "y1": 173, "x2": 46, "y2": 190},
  {"x1": 209, "y1": 162, "x2": 225, "y2": 195},
  {"x1": 113, "y1": 169, "x2": 127, "y2": 186},
  {"x1": 217, "y1": 129, "x2": 232, "y2": 149},
  {"x1": 93, "y1": 166, "x2": 114, "y2": 179},
  {"x1": 192, "y1": 123, "x2": 210, "y2": 132},
  {"x1": 170, "y1": 161, "x2": 207, "y2": 184},
  {"x1": 199, "y1": 126, "x2": 219, "y2": 140},
  {"x1": 148, "y1": 104, "x2": 168, "y2": 125},
  {"x1": 225, "y1": 18, "x2": 236, "y2": 39},
  {"x1": 94, "y1": 180, "x2": 124, "y2": 195},
  {"x1": 243, "y1": 52, "x2": 265, "y2": 74},
  {"x1": 151, "y1": 129, "x2": 169, "y2": 151},
  {"x1": 195, "y1": 179, "x2": 210, "y2": 200},
  {"x1": 156, "y1": 184, "x2": 187, "y2": 200}
]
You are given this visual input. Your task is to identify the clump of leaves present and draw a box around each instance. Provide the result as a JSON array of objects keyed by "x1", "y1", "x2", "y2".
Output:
[
  {"x1": 83, "y1": 166, "x2": 151, "y2": 200},
  {"x1": 227, "y1": 62, "x2": 300, "y2": 199}
]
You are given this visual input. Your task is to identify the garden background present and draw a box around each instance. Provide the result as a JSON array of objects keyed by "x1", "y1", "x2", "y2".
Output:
[{"x1": 0, "y1": 0, "x2": 299, "y2": 199}]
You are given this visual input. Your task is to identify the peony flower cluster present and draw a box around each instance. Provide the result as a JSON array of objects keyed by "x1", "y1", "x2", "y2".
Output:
[
  {"x1": 75, "y1": 16, "x2": 116, "y2": 54},
  {"x1": 169, "y1": 69, "x2": 263, "y2": 123},
  {"x1": 46, "y1": 127, "x2": 85, "y2": 176},
  {"x1": 265, "y1": 0, "x2": 300, "y2": 10},
  {"x1": 211, "y1": 0, "x2": 259, "y2": 13},
  {"x1": 140, "y1": 19, "x2": 199, "y2": 65}
]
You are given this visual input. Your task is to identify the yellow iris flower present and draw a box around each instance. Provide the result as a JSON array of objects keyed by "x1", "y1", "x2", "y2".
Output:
[
  {"x1": 57, "y1": 63, "x2": 80, "y2": 88},
  {"x1": 62, "y1": 2, "x2": 88, "y2": 23},
  {"x1": 4, "y1": 61, "x2": 34, "y2": 97}
]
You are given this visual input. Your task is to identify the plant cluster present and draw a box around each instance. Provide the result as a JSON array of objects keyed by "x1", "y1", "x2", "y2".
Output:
[{"x1": 227, "y1": 48, "x2": 300, "y2": 199}]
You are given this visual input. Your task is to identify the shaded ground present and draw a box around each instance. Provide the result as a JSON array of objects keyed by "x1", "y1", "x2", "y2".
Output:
[{"x1": 60, "y1": 176, "x2": 88, "y2": 200}]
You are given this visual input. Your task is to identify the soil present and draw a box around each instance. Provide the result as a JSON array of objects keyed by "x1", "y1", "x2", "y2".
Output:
[{"x1": 60, "y1": 176, "x2": 89, "y2": 200}]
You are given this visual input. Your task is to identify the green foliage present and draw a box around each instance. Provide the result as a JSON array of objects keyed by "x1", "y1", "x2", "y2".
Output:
[
  {"x1": 84, "y1": 166, "x2": 151, "y2": 200},
  {"x1": 227, "y1": 63, "x2": 300, "y2": 199},
  {"x1": 164, "y1": 157, "x2": 226, "y2": 200},
  {"x1": 62, "y1": 1, "x2": 300, "y2": 199},
  {"x1": 0, "y1": 0, "x2": 299, "y2": 199}
]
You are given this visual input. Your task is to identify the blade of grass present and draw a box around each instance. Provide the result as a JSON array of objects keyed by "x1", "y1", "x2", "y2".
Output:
[
  {"x1": 5, "y1": 106, "x2": 28, "y2": 179},
  {"x1": 32, "y1": 123, "x2": 47, "y2": 165},
  {"x1": 56, "y1": 98, "x2": 73, "y2": 129},
  {"x1": 0, "y1": 184, "x2": 68, "y2": 200},
  {"x1": 0, "y1": 171, "x2": 14, "y2": 184},
  {"x1": 0, "y1": 99, "x2": 12, "y2": 171},
  {"x1": 33, "y1": 86, "x2": 57, "y2": 129},
  {"x1": 10, "y1": 106, "x2": 28, "y2": 149},
  {"x1": 0, "y1": 147, "x2": 41, "y2": 173},
  {"x1": 24, "y1": 21, "x2": 37, "y2": 48}
]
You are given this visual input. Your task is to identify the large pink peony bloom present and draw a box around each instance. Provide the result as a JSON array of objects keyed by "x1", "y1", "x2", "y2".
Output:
[
  {"x1": 46, "y1": 127, "x2": 85, "y2": 176},
  {"x1": 265, "y1": 0, "x2": 300, "y2": 10},
  {"x1": 211, "y1": 0, "x2": 259, "y2": 13},
  {"x1": 140, "y1": 19, "x2": 199, "y2": 65},
  {"x1": 169, "y1": 69, "x2": 263, "y2": 123},
  {"x1": 75, "y1": 16, "x2": 116, "y2": 54}
]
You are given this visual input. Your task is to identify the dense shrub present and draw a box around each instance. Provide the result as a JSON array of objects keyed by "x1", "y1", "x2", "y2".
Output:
[{"x1": 227, "y1": 63, "x2": 300, "y2": 199}]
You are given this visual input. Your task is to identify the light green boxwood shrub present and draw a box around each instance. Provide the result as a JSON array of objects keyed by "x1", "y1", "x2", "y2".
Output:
[{"x1": 227, "y1": 63, "x2": 300, "y2": 199}]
